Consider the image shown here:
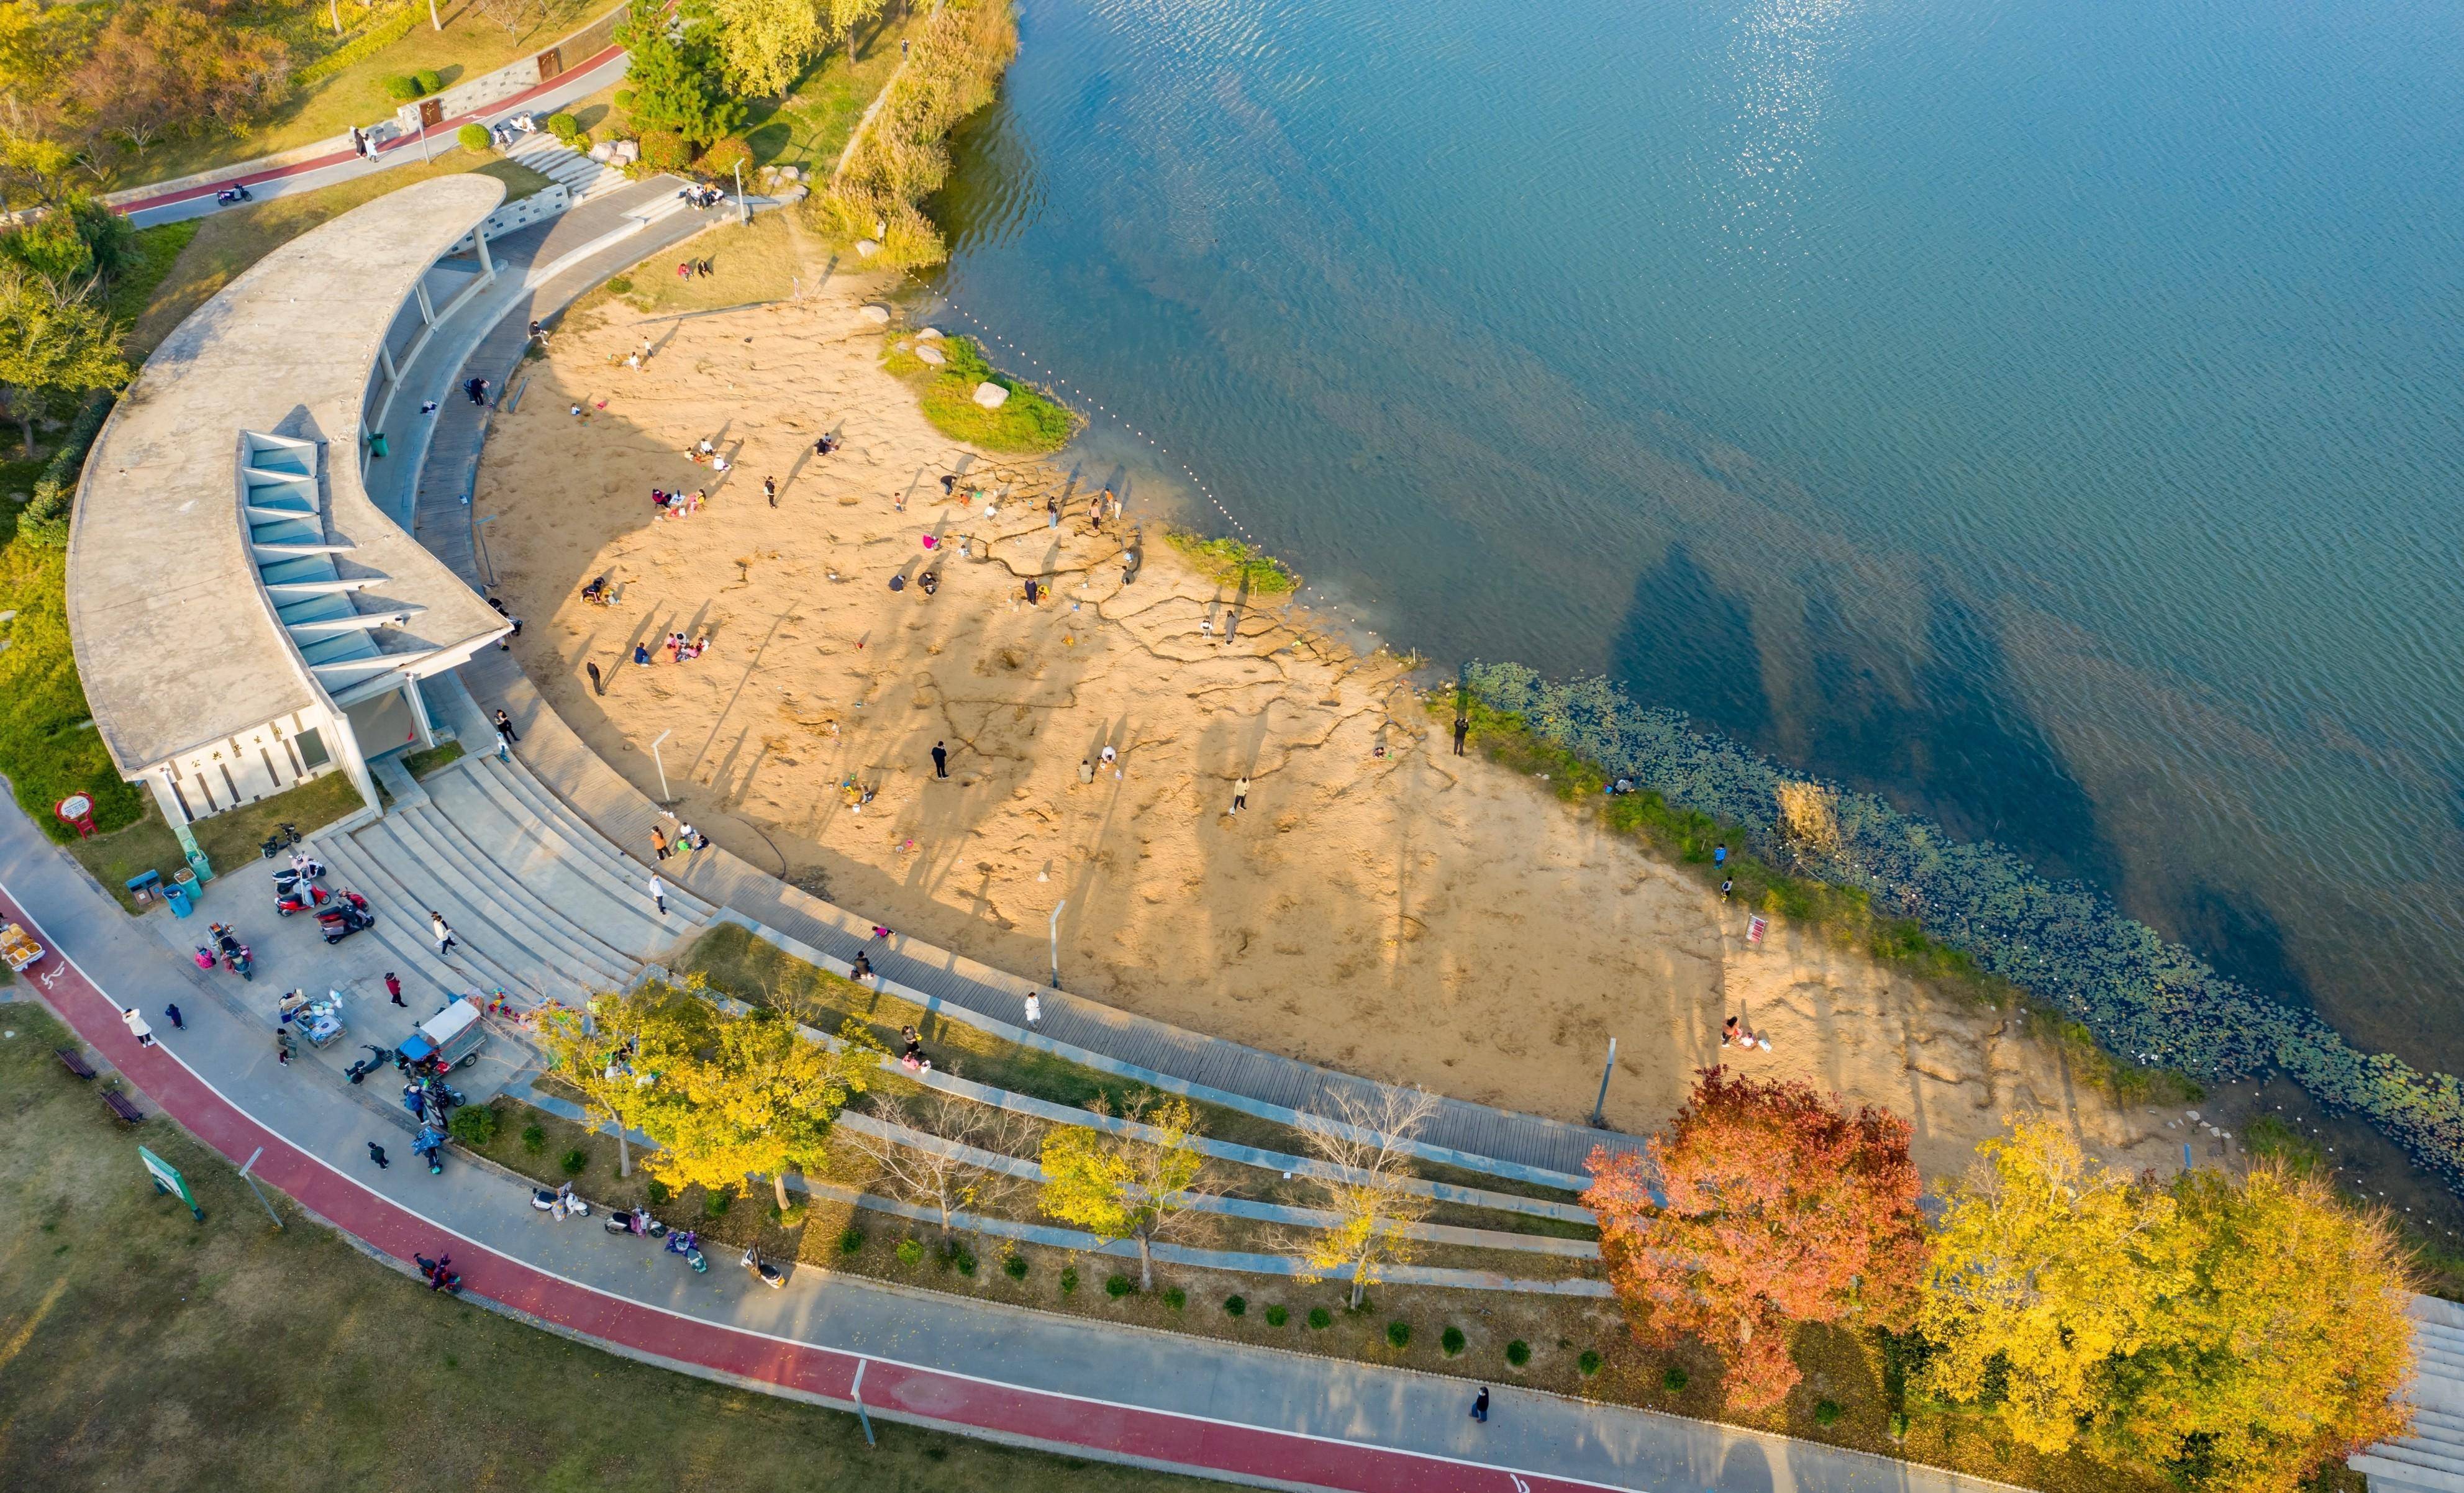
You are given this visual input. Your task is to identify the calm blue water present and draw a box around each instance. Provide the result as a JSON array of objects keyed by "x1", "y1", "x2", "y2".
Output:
[{"x1": 925, "y1": 0, "x2": 2464, "y2": 1074}]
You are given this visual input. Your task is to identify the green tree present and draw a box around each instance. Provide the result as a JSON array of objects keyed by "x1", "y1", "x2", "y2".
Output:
[
  {"x1": 639, "y1": 1001, "x2": 879, "y2": 1213},
  {"x1": 617, "y1": 11, "x2": 748, "y2": 146},
  {"x1": 1037, "y1": 1093, "x2": 1216, "y2": 1291},
  {"x1": 702, "y1": 0, "x2": 823, "y2": 98},
  {"x1": 0, "y1": 268, "x2": 125, "y2": 454},
  {"x1": 68, "y1": 1, "x2": 290, "y2": 153},
  {"x1": 824, "y1": 0, "x2": 886, "y2": 65},
  {"x1": 534, "y1": 985, "x2": 698, "y2": 1178}
]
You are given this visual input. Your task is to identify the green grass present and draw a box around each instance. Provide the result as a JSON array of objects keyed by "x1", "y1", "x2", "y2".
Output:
[
  {"x1": 580, "y1": 211, "x2": 817, "y2": 318},
  {"x1": 65, "y1": 771, "x2": 368, "y2": 914},
  {"x1": 401, "y1": 741, "x2": 465, "y2": 778},
  {"x1": 1165, "y1": 531, "x2": 1298, "y2": 596},
  {"x1": 0, "y1": 522, "x2": 150, "y2": 846},
  {"x1": 738, "y1": 4, "x2": 931, "y2": 175},
  {"x1": 0, "y1": 1003, "x2": 1225, "y2": 1493},
  {"x1": 884, "y1": 335, "x2": 1077, "y2": 454},
  {"x1": 114, "y1": 0, "x2": 607, "y2": 190}
]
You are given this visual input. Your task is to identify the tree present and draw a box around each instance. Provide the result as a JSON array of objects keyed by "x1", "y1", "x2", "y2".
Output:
[
  {"x1": 843, "y1": 1080, "x2": 1034, "y2": 1246},
  {"x1": 2101, "y1": 1163, "x2": 2414, "y2": 1493},
  {"x1": 1038, "y1": 1093, "x2": 1217, "y2": 1291},
  {"x1": 471, "y1": 0, "x2": 546, "y2": 41},
  {"x1": 69, "y1": 2, "x2": 290, "y2": 151},
  {"x1": 1916, "y1": 1120, "x2": 2194, "y2": 1454},
  {"x1": 640, "y1": 1001, "x2": 881, "y2": 1214},
  {"x1": 0, "y1": 268, "x2": 126, "y2": 454},
  {"x1": 1586, "y1": 1068, "x2": 1925, "y2": 1409},
  {"x1": 825, "y1": 0, "x2": 886, "y2": 65},
  {"x1": 617, "y1": 11, "x2": 748, "y2": 146},
  {"x1": 701, "y1": 0, "x2": 823, "y2": 98},
  {"x1": 1294, "y1": 1086, "x2": 1439, "y2": 1309},
  {"x1": 532, "y1": 984, "x2": 697, "y2": 1178}
]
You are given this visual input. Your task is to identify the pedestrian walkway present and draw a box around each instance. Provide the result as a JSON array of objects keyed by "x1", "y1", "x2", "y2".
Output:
[
  {"x1": 504, "y1": 131, "x2": 637, "y2": 204},
  {"x1": 0, "y1": 801, "x2": 2007, "y2": 1493}
]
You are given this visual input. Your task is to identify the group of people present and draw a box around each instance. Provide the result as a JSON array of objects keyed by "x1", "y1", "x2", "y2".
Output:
[
  {"x1": 651, "y1": 487, "x2": 706, "y2": 520},
  {"x1": 648, "y1": 820, "x2": 705, "y2": 860},
  {"x1": 680, "y1": 184, "x2": 727, "y2": 210},
  {"x1": 674, "y1": 254, "x2": 717, "y2": 278},
  {"x1": 639, "y1": 629, "x2": 711, "y2": 664},
  {"x1": 898, "y1": 1024, "x2": 934, "y2": 1073}
]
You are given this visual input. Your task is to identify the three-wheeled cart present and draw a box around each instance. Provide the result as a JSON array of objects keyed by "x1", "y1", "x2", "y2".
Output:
[
  {"x1": 1, "y1": 922, "x2": 43, "y2": 974},
  {"x1": 398, "y1": 997, "x2": 486, "y2": 1072}
]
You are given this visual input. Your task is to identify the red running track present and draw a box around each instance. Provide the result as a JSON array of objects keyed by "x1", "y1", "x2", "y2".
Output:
[
  {"x1": 6, "y1": 884, "x2": 1601, "y2": 1493},
  {"x1": 111, "y1": 45, "x2": 626, "y2": 217}
]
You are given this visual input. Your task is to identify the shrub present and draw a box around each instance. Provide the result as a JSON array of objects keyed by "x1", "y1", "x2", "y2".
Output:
[
  {"x1": 1306, "y1": 1307, "x2": 1333, "y2": 1330},
  {"x1": 17, "y1": 393, "x2": 117, "y2": 548},
  {"x1": 701, "y1": 1189, "x2": 732, "y2": 1218},
  {"x1": 638, "y1": 129, "x2": 691, "y2": 171},
  {"x1": 445, "y1": 1106, "x2": 498, "y2": 1146},
  {"x1": 457, "y1": 124, "x2": 493, "y2": 154},
  {"x1": 1888, "y1": 1410, "x2": 1910, "y2": 1440},
  {"x1": 1386, "y1": 1321, "x2": 1412, "y2": 1350},
  {"x1": 644, "y1": 1178, "x2": 670, "y2": 1205},
  {"x1": 1003, "y1": 1253, "x2": 1028, "y2": 1280},
  {"x1": 383, "y1": 74, "x2": 425, "y2": 101},
  {"x1": 1263, "y1": 1304, "x2": 1288, "y2": 1327},
  {"x1": 1814, "y1": 1399, "x2": 1842, "y2": 1427},
  {"x1": 1162, "y1": 1287, "x2": 1185, "y2": 1311},
  {"x1": 545, "y1": 111, "x2": 582, "y2": 142},
  {"x1": 947, "y1": 1245, "x2": 977, "y2": 1276},
  {"x1": 295, "y1": 7, "x2": 422, "y2": 89},
  {"x1": 557, "y1": 1147, "x2": 586, "y2": 1176},
  {"x1": 1662, "y1": 1364, "x2": 1689, "y2": 1393},
  {"x1": 414, "y1": 68, "x2": 440, "y2": 94},
  {"x1": 613, "y1": 88, "x2": 636, "y2": 112},
  {"x1": 1058, "y1": 1266, "x2": 1078, "y2": 1296},
  {"x1": 1441, "y1": 1326, "x2": 1466, "y2": 1357},
  {"x1": 606, "y1": 276, "x2": 634, "y2": 295},
  {"x1": 1506, "y1": 1340, "x2": 1532, "y2": 1368},
  {"x1": 521, "y1": 1122, "x2": 546, "y2": 1153},
  {"x1": 895, "y1": 1238, "x2": 925, "y2": 1267},
  {"x1": 1223, "y1": 1294, "x2": 1247, "y2": 1317},
  {"x1": 1578, "y1": 1350, "x2": 1603, "y2": 1377},
  {"x1": 699, "y1": 136, "x2": 753, "y2": 176},
  {"x1": 839, "y1": 1225, "x2": 866, "y2": 1255},
  {"x1": 1104, "y1": 1273, "x2": 1134, "y2": 1299}
]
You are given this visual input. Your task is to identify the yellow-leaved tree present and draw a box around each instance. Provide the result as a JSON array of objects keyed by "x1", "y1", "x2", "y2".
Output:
[
  {"x1": 702, "y1": 0, "x2": 825, "y2": 98},
  {"x1": 1917, "y1": 1120, "x2": 2194, "y2": 1454},
  {"x1": 641, "y1": 999, "x2": 882, "y2": 1214},
  {"x1": 1037, "y1": 1093, "x2": 1216, "y2": 1291},
  {"x1": 532, "y1": 984, "x2": 701, "y2": 1178}
]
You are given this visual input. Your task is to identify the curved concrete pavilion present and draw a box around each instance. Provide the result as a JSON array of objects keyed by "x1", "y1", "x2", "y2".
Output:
[{"x1": 68, "y1": 174, "x2": 512, "y2": 840}]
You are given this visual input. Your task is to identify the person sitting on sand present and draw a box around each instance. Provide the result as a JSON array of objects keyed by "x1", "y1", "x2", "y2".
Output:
[
  {"x1": 919, "y1": 570, "x2": 939, "y2": 596},
  {"x1": 581, "y1": 575, "x2": 610, "y2": 604},
  {"x1": 633, "y1": 643, "x2": 652, "y2": 667}
]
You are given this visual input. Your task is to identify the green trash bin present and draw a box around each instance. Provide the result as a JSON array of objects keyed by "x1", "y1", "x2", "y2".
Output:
[{"x1": 368, "y1": 432, "x2": 388, "y2": 458}]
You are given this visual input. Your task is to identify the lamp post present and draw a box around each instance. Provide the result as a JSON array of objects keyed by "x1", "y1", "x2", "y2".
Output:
[
  {"x1": 734, "y1": 159, "x2": 748, "y2": 225},
  {"x1": 1589, "y1": 1035, "x2": 1617, "y2": 1128},
  {"x1": 1048, "y1": 899, "x2": 1066, "y2": 991},
  {"x1": 649, "y1": 728, "x2": 672, "y2": 804}
]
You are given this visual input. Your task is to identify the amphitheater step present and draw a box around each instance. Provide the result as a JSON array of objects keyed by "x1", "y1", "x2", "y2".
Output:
[
  {"x1": 506, "y1": 133, "x2": 630, "y2": 203},
  {"x1": 381, "y1": 794, "x2": 639, "y2": 986},
  {"x1": 343, "y1": 813, "x2": 599, "y2": 1002},
  {"x1": 314, "y1": 830, "x2": 539, "y2": 1002},
  {"x1": 469, "y1": 753, "x2": 718, "y2": 922}
]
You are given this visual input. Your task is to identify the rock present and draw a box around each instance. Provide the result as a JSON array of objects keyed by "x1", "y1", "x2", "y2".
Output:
[
  {"x1": 972, "y1": 382, "x2": 1009, "y2": 410},
  {"x1": 779, "y1": 165, "x2": 801, "y2": 181},
  {"x1": 859, "y1": 303, "x2": 893, "y2": 324},
  {"x1": 613, "y1": 140, "x2": 640, "y2": 164},
  {"x1": 587, "y1": 140, "x2": 616, "y2": 162},
  {"x1": 916, "y1": 343, "x2": 946, "y2": 366},
  {"x1": 855, "y1": 238, "x2": 881, "y2": 258},
  {"x1": 917, "y1": 327, "x2": 942, "y2": 340}
]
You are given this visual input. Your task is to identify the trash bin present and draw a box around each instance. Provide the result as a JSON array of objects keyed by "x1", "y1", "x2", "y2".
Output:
[
  {"x1": 368, "y1": 432, "x2": 388, "y2": 458},
  {"x1": 124, "y1": 870, "x2": 162, "y2": 908},
  {"x1": 163, "y1": 881, "x2": 194, "y2": 919}
]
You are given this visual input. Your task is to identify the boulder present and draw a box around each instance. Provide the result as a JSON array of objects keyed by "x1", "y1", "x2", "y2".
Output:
[
  {"x1": 612, "y1": 139, "x2": 640, "y2": 164},
  {"x1": 778, "y1": 165, "x2": 801, "y2": 181},
  {"x1": 855, "y1": 238, "x2": 881, "y2": 258},
  {"x1": 859, "y1": 303, "x2": 893, "y2": 324},
  {"x1": 917, "y1": 327, "x2": 943, "y2": 340},
  {"x1": 916, "y1": 343, "x2": 946, "y2": 366},
  {"x1": 972, "y1": 382, "x2": 1009, "y2": 410},
  {"x1": 587, "y1": 140, "x2": 617, "y2": 162}
]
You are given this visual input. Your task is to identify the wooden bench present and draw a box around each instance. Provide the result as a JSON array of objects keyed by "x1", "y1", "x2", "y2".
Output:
[
  {"x1": 100, "y1": 1087, "x2": 145, "y2": 1125},
  {"x1": 55, "y1": 1046, "x2": 97, "y2": 1080}
]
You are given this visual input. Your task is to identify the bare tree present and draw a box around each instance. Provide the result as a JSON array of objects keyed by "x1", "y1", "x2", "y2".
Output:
[
  {"x1": 847, "y1": 1082, "x2": 1036, "y2": 1248},
  {"x1": 1296, "y1": 1086, "x2": 1442, "y2": 1309},
  {"x1": 471, "y1": 0, "x2": 548, "y2": 40}
]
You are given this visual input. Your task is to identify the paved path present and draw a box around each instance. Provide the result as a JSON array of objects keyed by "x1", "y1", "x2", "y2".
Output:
[{"x1": 1, "y1": 804, "x2": 2000, "y2": 1493}]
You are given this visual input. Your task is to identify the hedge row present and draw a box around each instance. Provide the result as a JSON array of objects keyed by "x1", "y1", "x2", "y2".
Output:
[
  {"x1": 293, "y1": 7, "x2": 422, "y2": 91},
  {"x1": 17, "y1": 392, "x2": 116, "y2": 548},
  {"x1": 1464, "y1": 662, "x2": 2464, "y2": 1191}
]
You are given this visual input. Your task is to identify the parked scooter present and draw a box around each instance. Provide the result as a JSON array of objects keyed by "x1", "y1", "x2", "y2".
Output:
[
  {"x1": 271, "y1": 856, "x2": 324, "y2": 896},
  {"x1": 260, "y1": 822, "x2": 301, "y2": 859},
  {"x1": 273, "y1": 881, "x2": 329, "y2": 916},
  {"x1": 344, "y1": 1045, "x2": 396, "y2": 1084},
  {"x1": 317, "y1": 891, "x2": 375, "y2": 945},
  {"x1": 216, "y1": 182, "x2": 253, "y2": 206},
  {"x1": 604, "y1": 1205, "x2": 666, "y2": 1238},
  {"x1": 209, "y1": 923, "x2": 252, "y2": 981},
  {"x1": 665, "y1": 1229, "x2": 708, "y2": 1272},
  {"x1": 742, "y1": 1244, "x2": 786, "y2": 1290},
  {"x1": 414, "y1": 1253, "x2": 462, "y2": 1294},
  {"x1": 531, "y1": 1183, "x2": 588, "y2": 1218}
]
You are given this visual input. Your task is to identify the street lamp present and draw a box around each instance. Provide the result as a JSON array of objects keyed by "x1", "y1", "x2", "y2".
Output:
[
  {"x1": 1048, "y1": 899, "x2": 1066, "y2": 991},
  {"x1": 649, "y1": 728, "x2": 672, "y2": 804}
]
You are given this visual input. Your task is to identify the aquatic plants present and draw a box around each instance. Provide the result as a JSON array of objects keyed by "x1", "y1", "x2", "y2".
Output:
[
  {"x1": 1463, "y1": 662, "x2": 2464, "y2": 1191},
  {"x1": 883, "y1": 334, "x2": 1076, "y2": 453},
  {"x1": 1165, "y1": 532, "x2": 1298, "y2": 596}
]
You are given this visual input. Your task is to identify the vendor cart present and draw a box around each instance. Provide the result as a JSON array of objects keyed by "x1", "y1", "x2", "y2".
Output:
[
  {"x1": 278, "y1": 989, "x2": 348, "y2": 1048},
  {"x1": 1, "y1": 922, "x2": 43, "y2": 974},
  {"x1": 398, "y1": 997, "x2": 486, "y2": 1071}
]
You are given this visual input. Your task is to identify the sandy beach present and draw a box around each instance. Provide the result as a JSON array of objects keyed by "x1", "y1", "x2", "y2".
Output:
[{"x1": 473, "y1": 261, "x2": 2186, "y2": 1179}]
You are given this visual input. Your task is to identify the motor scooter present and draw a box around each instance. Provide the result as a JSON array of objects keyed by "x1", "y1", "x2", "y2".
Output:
[
  {"x1": 274, "y1": 881, "x2": 329, "y2": 916},
  {"x1": 317, "y1": 891, "x2": 375, "y2": 945},
  {"x1": 216, "y1": 182, "x2": 253, "y2": 206},
  {"x1": 271, "y1": 858, "x2": 324, "y2": 896},
  {"x1": 742, "y1": 1244, "x2": 786, "y2": 1289},
  {"x1": 531, "y1": 1183, "x2": 588, "y2": 1218},
  {"x1": 260, "y1": 822, "x2": 300, "y2": 859},
  {"x1": 209, "y1": 923, "x2": 252, "y2": 981},
  {"x1": 414, "y1": 1254, "x2": 462, "y2": 1294},
  {"x1": 665, "y1": 1229, "x2": 708, "y2": 1272},
  {"x1": 344, "y1": 1046, "x2": 395, "y2": 1084},
  {"x1": 605, "y1": 1205, "x2": 666, "y2": 1238}
]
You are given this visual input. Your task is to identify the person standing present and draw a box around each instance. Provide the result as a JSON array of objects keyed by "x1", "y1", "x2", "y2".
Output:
[
  {"x1": 386, "y1": 971, "x2": 406, "y2": 1007},
  {"x1": 1047, "y1": 495, "x2": 1060, "y2": 527},
  {"x1": 586, "y1": 660, "x2": 604, "y2": 695},
  {"x1": 430, "y1": 913, "x2": 458, "y2": 958},
  {"x1": 1022, "y1": 991, "x2": 1042, "y2": 1027},
  {"x1": 122, "y1": 1007, "x2": 157, "y2": 1048},
  {"x1": 648, "y1": 874, "x2": 668, "y2": 917},
  {"x1": 1720, "y1": 878, "x2": 1734, "y2": 901},
  {"x1": 163, "y1": 1003, "x2": 184, "y2": 1031},
  {"x1": 493, "y1": 709, "x2": 519, "y2": 746},
  {"x1": 1230, "y1": 776, "x2": 1249, "y2": 815},
  {"x1": 1470, "y1": 1387, "x2": 1490, "y2": 1423},
  {"x1": 651, "y1": 825, "x2": 670, "y2": 860},
  {"x1": 764, "y1": 475, "x2": 778, "y2": 507},
  {"x1": 1453, "y1": 715, "x2": 1468, "y2": 755},
  {"x1": 1713, "y1": 844, "x2": 1727, "y2": 872},
  {"x1": 368, "y1": 1141, "x2": 391, "y2": 1171},
  {"x1": 932, "y1": 741, "x2": 949, "y2": 778}
]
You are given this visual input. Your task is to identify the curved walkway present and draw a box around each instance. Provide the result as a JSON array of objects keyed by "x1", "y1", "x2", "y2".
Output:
[{"x1": 0, "y1": 803, "x2": 2003, "y2": 1493}]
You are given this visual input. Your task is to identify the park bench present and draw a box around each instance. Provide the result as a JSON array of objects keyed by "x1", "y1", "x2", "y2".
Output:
[
  {"x1": 55, "y1": 1046, "x2": 97, "y2": 1080},
  {"x1": 100, "y1": 1086, "x2": 145, "y2": 1125}
]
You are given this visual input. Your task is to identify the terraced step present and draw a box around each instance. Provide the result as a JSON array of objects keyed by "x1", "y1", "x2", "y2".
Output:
[
  {"x1": 439, "y1": 761, "x2": 714, "y2": 938},
  {"x1": 471, "y1": 754, "x2": 717, "y2": 921},
  {"x1": 343, "y1": 814, "x2": 582, "y2": 1001},
  {"x1": 382, "y1": 797, "x2": 637, "y2": 986},
  {"x1": 316, "y1": 830, "x2": 537, "y2": 1001}
]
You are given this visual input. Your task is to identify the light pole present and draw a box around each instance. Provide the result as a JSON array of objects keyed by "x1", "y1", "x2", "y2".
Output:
[
  {"x1": 1048, "y1": 899, "x2": 1066, "y2": 991},
  {"x1": 649, "y1": 728, "x2": 672, "y2": 804},
  {"x1": 734, "y1": 159, "x2": 748, "y2": 225},
  {"x1": 1589, "y1": 1035, "x2": 1617, "y2": 1128}
]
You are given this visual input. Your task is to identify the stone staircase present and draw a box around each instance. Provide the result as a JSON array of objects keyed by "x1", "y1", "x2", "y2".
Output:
[
  {"x1": 2354, "y1": 1296, "x2": 2464, "y2": 1492},
  {"x1": 505, "y1": 132, "x2": 634, "y2": 204},
  {"x1": 312, "y1": 752, "x2": 718, "y2": 1005}
]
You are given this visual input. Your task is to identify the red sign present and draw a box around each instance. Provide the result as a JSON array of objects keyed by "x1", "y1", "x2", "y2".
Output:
[
  {"x1": 55, "y1": 794, "x2": 96, "y2": 838},
  {"x1": 1746, "y1": 914, "x2": 1768, "y2": 945}
]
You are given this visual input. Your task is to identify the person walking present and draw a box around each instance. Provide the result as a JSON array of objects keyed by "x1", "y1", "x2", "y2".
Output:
[
  {"x1": 932, "y1": 740, "x2": 949, "y2": 778},
  {"x1": 1022, "y1": 991, "x2": 1042, "y2": 1027},
  {"x1": 368, "y1": 1141, "x2": 391, "y2": 1171},
  {"x1": 1470, "y1": 1387, "x2": 1490, "y2": 1423},
  {"x1": 1047, "y1": 495, "x2": 1060, "y2": 527},
  {"x1": 430, "y1": 913, "x2": 458, "y2": 958},
  {"x1": 1720, "y1": 878, "x2": 1734, "y2": 901},
  {"x1": 1713, "y1": 844, "x2": 1727, "y2": 871},
  {"x1": 764, "y1": 475, "x2": 778, "y2": 507},
  {"x1": 493, "y1": 709, "x2": 519, "y2": 746},
  {"x1": 651, "y1": 825, "x2": 670, "y2": 860},
  {"x1": 586, "y1": 660, "x2": 604, "y2": 695},
  {"x1": 386, "y1": 971, "x2": 406, "y2": 1007},
  {"x1": 1230, "y1": 776, "x2": 1249, "y2": 815},
  {"x1": 163, "y1": 1003, "x2": 184, "y2": 1031},
  {"x1": 122, "y1": 1007, "x2": 157, "y2": 1048},
  {"x1": 648, "y1": 874, "x2": 668, "y2": 917}
]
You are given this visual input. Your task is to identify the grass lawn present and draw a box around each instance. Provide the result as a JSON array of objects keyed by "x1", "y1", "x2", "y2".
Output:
[
  {"x1": 117, "y1": 0, "x2": 609, "y2": 190},
  {"x1": 64, "y1": 770, "x2": 370, "y2": 914},
  {"x1": 402, "y1": 740, "x2": 466, "y2": 778},
  {"x1": 740, "y1": 5, "x2": 933, "y2": 176},
  {"x1": 883, "y1": 337, "x2": 1077, "y2": 455},
  {"x1": 129, "y1": 152, "x2": 556, "y2": 360},
  {"x1": 0, "y1": 1004, "x2": 1225, "y2": 1493},
  {"x1": 577, "y1": 211, "x2": 822, "y2": 319}
]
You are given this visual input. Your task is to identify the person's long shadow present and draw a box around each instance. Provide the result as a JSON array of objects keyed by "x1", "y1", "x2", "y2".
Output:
[{"x1": 685, "y1": 606, "x2": 795, "y2": 777}]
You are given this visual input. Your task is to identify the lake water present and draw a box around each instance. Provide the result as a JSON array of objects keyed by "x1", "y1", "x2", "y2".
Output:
[{"x1": 923, "y1": 0, "x2": 2464, "y2": 1089}]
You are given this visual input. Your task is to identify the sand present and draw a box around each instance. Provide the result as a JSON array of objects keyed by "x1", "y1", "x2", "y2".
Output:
[{"x1": 474, "y1": 267, "x2": 2188, "y2": 1181}]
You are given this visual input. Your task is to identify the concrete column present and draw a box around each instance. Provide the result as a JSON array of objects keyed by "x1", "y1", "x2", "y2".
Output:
[
  {"x1": 380, "y1": 342, "x2": 400, "y2": 381},
  {"x1": 474, "y1": 229, "x2": 494, "y2": 280},
  {"x1": 415, "y1": 281, "x2": 436, "y2": 325},
  {"x1": 404, "y1": 674, "x2": 437, "y2": 750},
  {"x1": 334, "y1": 714, "x2": 383, "y2": 822}
]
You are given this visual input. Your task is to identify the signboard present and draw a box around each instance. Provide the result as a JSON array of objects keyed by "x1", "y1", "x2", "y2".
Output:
[
  {"x1": 1746, "y1": 914, "x2": 1768, "y2": 946},
  {"x1": 139, "y1": 1145, "x2": 204, "y2": 1222},
  {"x1": 55, "y1": 793, "x2": 96, "y2": 837}
]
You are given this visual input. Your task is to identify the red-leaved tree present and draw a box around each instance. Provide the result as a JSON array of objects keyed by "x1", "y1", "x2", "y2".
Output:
[{"x1": 1586, "y1": 1068, "x2": 1927, "y2": 1409}]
